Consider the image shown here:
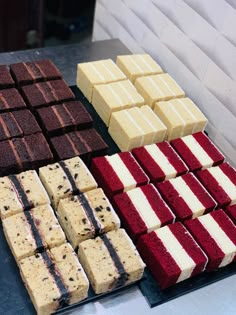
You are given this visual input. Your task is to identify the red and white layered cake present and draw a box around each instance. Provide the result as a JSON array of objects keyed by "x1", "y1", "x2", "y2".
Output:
[
  {"x1": 185, "y1": 210, "x2": 236, "y2": 270},
  {"x1": 196, "y1": 162, "x2": 236, "y2": 208},
  {"x1": 137, "y1": 222, "x2": 208, "y2": 289},
  {"x1": 171, "y1": 132, "x2": 224, "y2": 172},
  {"x1": 225, "y1": 205, "x2": 236, "y2": 224},
  {"x1": 132, "y1": 142, "x2": 188, "y2": 183},
  {"x1": 112, "y1": 184, "x2": 175, "y2": 242},
  {"x1": 90, "y1": 152, "x2": 149, "y2": 198},
  {"x1": 156, "y1": 173, "x2": 217, "y2": 221}
]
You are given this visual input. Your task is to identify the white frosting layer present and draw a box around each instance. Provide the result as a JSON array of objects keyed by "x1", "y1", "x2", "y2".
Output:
[
  {"x1": 147, "y1": 77, "x2": 165, "y2": 96},
  {"x1": 89, "y1": 63, "x2": 105, "y2": 81},
  {"x1": 158, "y1": 75, "x2": 176, "y2": 96},
  {"x1": 155, "y1": 226, "x2": 196, "y2": 282},
  {"x1": 106, "y1": 85, "x2": 123, "y2": 106},
  {"x1": 198, "y1": 214, "x2": 236, "y2": 267},
  {"x1": 124, "y1": 111, "x2": 145, "y2": 146},
  {"x1": 106, "y1": 155, "x2": 136, "y2": 191}
]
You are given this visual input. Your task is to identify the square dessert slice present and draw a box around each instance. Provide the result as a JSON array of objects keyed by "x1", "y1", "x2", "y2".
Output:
[
  {"x1": 0, "y1": 65, "x2": 15, "y2": 89},
  {"x1": 92, "y1": 79, "x2": 144, "y2": 126},
  {"x1": 12, "y1": 109, "x2": 42, "y2": 136},
  {"x1": 137, "y1": 222, "x2": 208, "y2": 289},
  {"x1": 196, "y1": 163, "x2": 236, "y2": 208},
  {"x1": 156, "y1": 173, "x2": 217, "y2": 221},
  {"x1": 225, "y1": 205, "x2": 236, "y2": 224},
  {"x1": 132, "y1": 142, "x2": 188, "y2": 183},
  {"x1": 135, "y1": 73, "x2": 185, "y2": 108},
  {"x1": 50, "y1": 128, "x2": 108, "y2": 163},
  {"x1": 0, "y1": 112, "x2": 23, "y2": 141},
  {"x1": 36, "y1": 101, "x2": 93, "y2": 136},
  {"x1": 0, "y1": 88, "x2": 27, "y2": 113},
  {"x1": 21, "y1": 79, "x2": 75, "y2": 109},
  {"x1": 10, "y1": 59, "x2": 62, "y2": 86},
  {"x1": 116, "y1": 54, "x2": 163, "y2": 83},
  {"x1": 39, "y1": 156, "x2": 97, "y2": 208},
  {"x1": 171, "y1": 132, "x2": 224, "y2": 172},
  {"x1": 2, "y1": 204, "x2": 66, "y2": 261},
  {"x1": 57, "y1": 188, "x2": 120, "y2": 249},
  {"x1": 108, "y1": 106, "x2": 167, "y2": 151},
  {"x1": 19, "y1": 243, "x2": 89, "y2": 315},
  {"x1": 78, "y1": 229, "x2": 145, "y2": 294},
  {"x1": 77, "y1": 59, "x2": 126, "y2": 102},
  {"x1": 0, "y1": 170, "x2": 50, "y2": 219},
  {"x1": 90, "y1": 152, "x2": 149, "y2": 199},
  {"x1": 185, "y1": 210, "x2": 236, "y2": 271},
  {"x1": 112, "y1": 184, "x2": 175, "y2": 242}
]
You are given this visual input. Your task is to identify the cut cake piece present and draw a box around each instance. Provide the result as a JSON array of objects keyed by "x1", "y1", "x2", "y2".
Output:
[
  {"x1": 19, "y1": 243, "x2": 89, "y2": 315},
  {"x1": 0, "y1": 88, "x2": 27, "y2": 113},
  {"x1": 225, "y1": 204, "x2": 236, "y2": 224},
  {"x1": 137, "y1": 222, "x2": 208, "y2": 289},
  {"x1": 185, "y1": 210, "x2": 236, "y2": 271},
  {"x1": 0, "y1": 65, "x2": 15, "y2": 89},
  {"x1": 39, "y1": 156, "x2": 97, "y2": 208},
  {"x1": 156, "y1": 173, "x2": 217, "y2": 221},
  {"x1": 112, "y1": 184, "x2": 175, "y2": 242},
  {"x1": 132, "y1": 141, "x2": 188, "y2": 183},
  {"x1": 78, "y1": 229, "x2": 145, "y2": 294},
  {"x1": 57, "y1": 188, "x2": 120, "y2": 249}
]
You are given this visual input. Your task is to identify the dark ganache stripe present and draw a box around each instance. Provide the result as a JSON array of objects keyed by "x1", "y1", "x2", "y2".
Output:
[
  {"x1": 59, "y1": 161, "x2": 80, "y2": 195},
  {"x1": 8, "y1": 175, "x2": 33, "y2": 211},
  {"x1": 78, "y1": 194, "x2": 101, "y2": 236},
  {"x1": 41, "y1": 251, "x2": 71, "y2": 307},
  {"x1": 100, "y1": 234, "x2": 128, "y2": 288},
  {"x1": 24, "y1": 211, "x2": 45, "y2": 251}
]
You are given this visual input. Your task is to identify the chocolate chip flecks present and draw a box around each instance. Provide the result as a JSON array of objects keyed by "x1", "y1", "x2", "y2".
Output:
[
  {"x1": 82, "y1": 218, "x2": 87, "y2": 224},
  {"x1": 4, "y1": 205, "x2": 9, "y2": 211},
  {"x1": 106, "y1": 207, "x2": 111, "y2": 211},
  {"x1": 58, "y1": 185, "x2": 63, "y2": 190},
  {"x1": 64, "y1": 188, "x2": 70, "y2": 194},
  {"x1": 74, "y1": 173, "x2": 78, "y2": 180},
  {"x1": 95, "y1": 207, "x2": 102, "y2": 212}
]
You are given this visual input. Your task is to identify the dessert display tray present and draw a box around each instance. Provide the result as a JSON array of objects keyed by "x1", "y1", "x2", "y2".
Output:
[{"x1": 0, "y1": 85, "x2": 235, "y2": 315}]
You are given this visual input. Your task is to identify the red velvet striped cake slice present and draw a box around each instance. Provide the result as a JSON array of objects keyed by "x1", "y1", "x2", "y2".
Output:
[
  {"x1": 137, "y1": 222, "x2": 208, "y2": 289},
  {"x1": 225, "y1": 205, "x2": 236, "y2": 224},
  {"x1": 196, "y1": 162, "x2": 236, "y2": 208},
  {"x1": 90, "y1": 152, "x2": 149, "y2": 199},
  {"x1": 185, "y1": 210, "x2": 236, "y2": 271},
  {"x1": 132, "y1": 142, "x2": 188, "y2": 183},
  {"x1": 156, "y1": 173, "x2": 217, "y2": 221},
  {"x1": 171, "y1": 132, "x2": 224, "y2": 172},
  {"x1": 112, "y1": 184, "x2": 175, "y2": 242}
]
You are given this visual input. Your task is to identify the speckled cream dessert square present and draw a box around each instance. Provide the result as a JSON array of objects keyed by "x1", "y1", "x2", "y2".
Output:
[
  {"x1": 57, "y1": 188, "x2": 120, "y2": 249},
  {"x1": 39, "y1": 156, "x2": 97, "y2": 208},
  {"x1": 78, "y1": 229, "x2": 145, "y2": 294}
]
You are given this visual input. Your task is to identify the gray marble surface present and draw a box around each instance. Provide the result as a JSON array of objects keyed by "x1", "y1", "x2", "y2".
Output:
[{"x1": 0, "y1": 39, "x2": 235, "y2": 315}]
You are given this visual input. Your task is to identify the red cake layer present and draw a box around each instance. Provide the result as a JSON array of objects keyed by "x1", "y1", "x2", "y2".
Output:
[
  {"x1": 112, "y1": 184, "x2": 175, "y2": 242},
  {"x1": 137, "y1": 222, "x2": 207, "y2": 289},
  {"x1": 0, "y1": 65, "x2": 15, "y2": 89},
  {"x1": 91, "y1": 152, "x2": 149, "y2": 199},
  {"x1": 225, "y1": 205, "x2": 236, "y2": 224},
  {"x1": 185, "y1": 210, "x2": 236, "y2": 271},
  {"x1": 0, "y1": 88, "x2": 27, "y2": 113},
  {"x1": 132, "y1": 142, "x2": 188, "y2": 183},
  {"x1": 171, "y1": 132, "x2": 224, "y2": 172},
  {"x1": 156, "y1": 173, "x2": 216, "y2": 221}
]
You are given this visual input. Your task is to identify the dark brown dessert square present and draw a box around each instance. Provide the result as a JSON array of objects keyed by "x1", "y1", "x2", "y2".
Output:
[
  {"x1": 0, "y1": 88, "x2": 27, "y2": 113},
  {"x1": 0, "y1": 65, "x2": 15, "y2": 89}
]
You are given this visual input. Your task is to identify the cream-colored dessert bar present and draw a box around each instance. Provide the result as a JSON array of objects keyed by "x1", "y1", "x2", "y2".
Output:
[
  {"x1": 77, "y1": 59, "x2": 126, "y2": 102},
  {"x1": 57, "y1": 188, "x2": 120, "y2": 249},
  {"x1": 39, "y1": 157, "x2": 97, "y2": 208},
  {"x1": 78, "y1": 229, "x2": 145, "y2": 294},
  {"x1": 116, "y1": 54, "x2": 163, "y2": 83},
  {"x1": 91, "y1": 79, "x2": 144, "y2": 126},
  {"x1": 154, "y1": 97, "x2": 208, "y2": 141},
  {"x1": 19, "y1": 243, "x2": 89, "y2": 315},
  {"x1": 0, "y1": 170, "x2": 50, "y2": 219},
  {"x1": 135, "y1": 73, "x2": 185, "y2": 108},
  {"x1": 108, "y1": 105, "x2": 167, "y2": 151},
  {"x1": 2, "y1": 204, "x2": 66, "y2": 261}
]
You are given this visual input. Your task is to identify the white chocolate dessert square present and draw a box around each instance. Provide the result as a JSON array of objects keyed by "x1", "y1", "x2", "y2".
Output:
[
  {"x1": 116, "y1": 54, "x2": 163, "y2": 83},
  {"x1": 92, "y1": 79, "x2": 144, "y2": 126},
  {"x1": 78, "y1": 229, "x2": 145, "y2": 294},
  {"x1": 57, "y1": 188, "x2": 120, "y2": 249},
  {"x1": 19, "y1": 243, "x2": 89, "y2": 315},
  {"x1": 135, "y1": 73, "x2": 185, "y2": 108},
  {"x1": 108, "y1": 105, "x2": 167, "y2": 151},
  {"x1": 39, "y1": 157, "x2": 97, "y2": 208},
  {"x1": 0, "y1": 170, "x2": 50, "y2": 219},
  {"x1": 2, "y1": 204, "x2": 66, "y2": 262},
  {"x1": 77, "y1": 59, "x2": 126, "y2": 101}
]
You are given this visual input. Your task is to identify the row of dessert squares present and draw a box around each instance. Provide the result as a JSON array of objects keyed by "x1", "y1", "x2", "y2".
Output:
[{"x1": 76, "y1": 54, "x2": 208, "y2": 151}]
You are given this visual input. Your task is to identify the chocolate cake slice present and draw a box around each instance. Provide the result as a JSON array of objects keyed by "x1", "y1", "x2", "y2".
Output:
[
  {"x1": 0, "y1": 140, "x2": 21, "y2": 176},
  {"x1": 21, "y1": 79, "x2": 75, "y2": 109},
  {"x1": 0, "y1": 88, "x2": 27, "y2": 113},
  {"x1": 0, "y1": 65, "x2": 15, "y2": 89},
  {"x1": 36, "y1": 101, "x2": 93, "y2": 136},
  {"x1": 10, "y1": 59, "x2": 62, "y2": 86}
]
